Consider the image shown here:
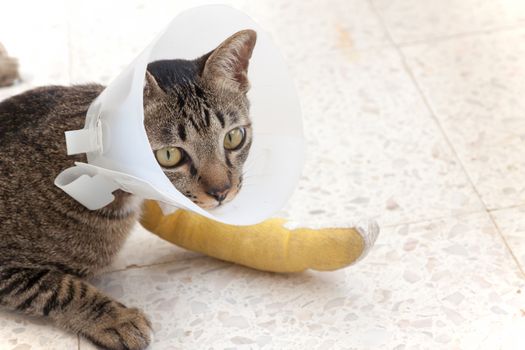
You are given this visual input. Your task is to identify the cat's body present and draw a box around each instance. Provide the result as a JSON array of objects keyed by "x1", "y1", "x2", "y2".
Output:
[
  {"x1": 0, "y1": 84, "x2": 151, "y2": 349},
  {"x1": 0, "y1": 30, "x2": 256, "y2": 350},
  {"x1": 0, "y1": 84, "x2": 134, "y2": 274}
]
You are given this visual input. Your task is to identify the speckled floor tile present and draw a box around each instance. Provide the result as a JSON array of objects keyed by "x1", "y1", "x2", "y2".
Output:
[
  {"x1": 0, "y1": 311, "x2": 78, "y2": 350},
  {"x1": 66, "y1": 0, "x2": 165, "y2": 85},
  {"x1": 279, "y1": 47, "x2": 484, "y2": 227},
  {"x1": 372, "y1": 0, "x2": 525, "y2": 44},
  {"x1": 402, "y1": 28, "x2": 525, "y2": 210},
  {"x1": 492, "y1": 205, "x2": 525, "y2": 272},
  {"x1": 77, "y1": 212, "x2": 524, "y2": 349},
  {"x1": 66, "y1": 0, "x2": 390, "y2": 84},
  {"x1": 236, "y1": 0, "x2": 391, "y2": 60}
]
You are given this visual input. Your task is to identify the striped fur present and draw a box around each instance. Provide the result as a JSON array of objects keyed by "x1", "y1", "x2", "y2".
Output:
[{"x1": 0, "y1": 30, "x2": 256, "y2": 349}]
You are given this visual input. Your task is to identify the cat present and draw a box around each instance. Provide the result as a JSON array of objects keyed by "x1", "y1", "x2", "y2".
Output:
[{"x1": 0, "y1": 29, "x2": 256, "y2": 350}]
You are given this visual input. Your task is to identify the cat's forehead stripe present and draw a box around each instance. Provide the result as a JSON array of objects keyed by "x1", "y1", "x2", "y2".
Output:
[
  {"x1": 177, "y1": 124, "x2": 186, "y2": 141},
  {"x1": 194, "y1": 85, "x2": 205, "y2": 99},
  {"x1": 176, "y1": 94, "x2": 185, "y2": 108},
  {"x1": 188, "y1": 115, "x2": 201, "y2": 133},
  {"x1": 215, "y1": 111, "x2": 225, "y2": 128},
  {"x1": 203, "y1": 106, "x2": 211, "y2": 127}
]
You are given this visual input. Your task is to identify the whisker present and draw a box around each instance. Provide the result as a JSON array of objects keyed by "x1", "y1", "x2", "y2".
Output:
[
  {"x1": 238, "y1": 183, "x2": 258, "y2": 190},
  {"x1": 238, "y1": 180, "x2": 260, "y2": 187}
]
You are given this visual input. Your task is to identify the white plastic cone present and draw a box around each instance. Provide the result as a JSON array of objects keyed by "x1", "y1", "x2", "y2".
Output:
[{"x1": 55, "y1": 5, "x2": 304, "y2": 226}]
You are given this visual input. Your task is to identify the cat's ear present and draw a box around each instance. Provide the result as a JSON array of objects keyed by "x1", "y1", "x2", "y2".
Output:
[
  {"x1": 144, "y1": 70, "x2": 165, "y2": 99},
  {"x1": 200, "y1": 29, "x2": 257, "y2": 93}
]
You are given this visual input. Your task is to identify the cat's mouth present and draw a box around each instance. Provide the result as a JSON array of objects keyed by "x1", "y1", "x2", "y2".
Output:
[
  {"x1": 193, "y1": 189, "x2": 237, "y2": 210},
  {"x1": 199, "y1": 198, "x2": 231, "y2": 210},
  {"x1": 189, "y1": 179, "x2": 242, "y2": 210}
]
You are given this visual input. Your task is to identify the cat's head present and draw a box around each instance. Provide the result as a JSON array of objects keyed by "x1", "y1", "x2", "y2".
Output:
[{"x1": 143, "y1": 30, "x2": 256, "y2": 209}]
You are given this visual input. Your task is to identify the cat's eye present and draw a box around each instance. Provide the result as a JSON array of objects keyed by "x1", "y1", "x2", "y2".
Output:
[
  {"x1": 155, "y1": 147, "x2": 184, "y2": 168},
  {"x1": 224, "y1": 127, "x2": 246, "y2": 150}
]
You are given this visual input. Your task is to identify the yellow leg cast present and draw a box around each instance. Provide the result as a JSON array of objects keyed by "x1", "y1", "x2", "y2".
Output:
[{"x1": 140, "y1": 200, "x2": 379, "y2": 273}]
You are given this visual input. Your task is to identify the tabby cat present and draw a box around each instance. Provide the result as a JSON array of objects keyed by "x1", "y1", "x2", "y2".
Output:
[{"x1": 0, "y1": 29, "x2": 256, "y2": 350}]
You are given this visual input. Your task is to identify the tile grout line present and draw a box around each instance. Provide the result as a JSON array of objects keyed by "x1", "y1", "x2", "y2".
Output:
[
  {"x1": 488, "y1": 203, "x2": 525, "y2": 213},
  {"x1": 367, "y1": 0, "x2": 525, "y2": 278},
  {"x1": 382, "y1": 203, "x2": 525, "y2": 229},
  {"x1": 396, "y1": 22, "x2": 525, "y2": 49},
  {"x1": 487, "y1": 212, "x2": 525, "y2": 273},
  {"x1": 104, "y1": 255, "x2": 211, "y2": 275},
  {"x1": 381, "y1": 209, "x2": 488, "y2": 229}
]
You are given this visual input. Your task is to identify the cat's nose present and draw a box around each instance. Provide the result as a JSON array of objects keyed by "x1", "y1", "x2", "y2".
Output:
[{"x1": 206, "y1": 185, "x2": 231, "y2": 203}]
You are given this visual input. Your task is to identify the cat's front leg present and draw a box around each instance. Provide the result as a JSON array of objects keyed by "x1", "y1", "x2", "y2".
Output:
[{"x1": 0, "y1": 266, "x2": 152, "y2": 350}]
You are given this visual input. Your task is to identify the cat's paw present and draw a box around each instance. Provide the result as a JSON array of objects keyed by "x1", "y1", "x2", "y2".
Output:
[{"x1": 82, "y1": 304, "x2": 152, "y2": 350}]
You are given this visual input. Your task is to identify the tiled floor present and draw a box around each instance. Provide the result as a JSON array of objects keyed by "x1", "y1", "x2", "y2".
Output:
[{"x1": 1, "y1": 0, "x2": 524, "y2": 349}]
